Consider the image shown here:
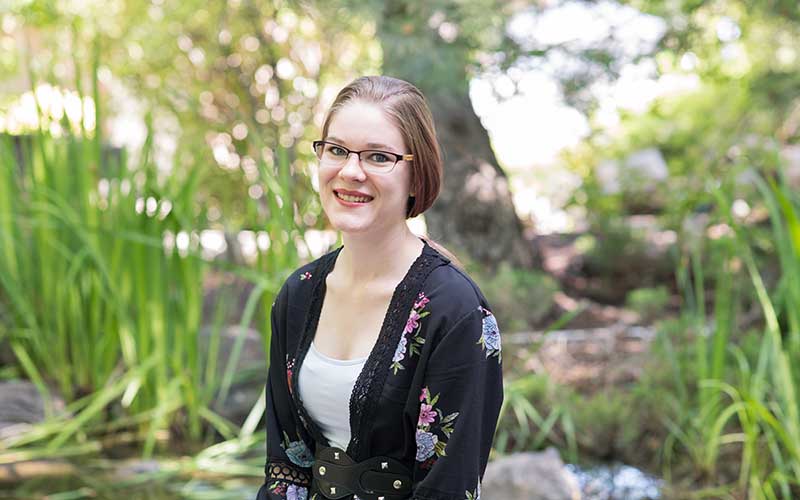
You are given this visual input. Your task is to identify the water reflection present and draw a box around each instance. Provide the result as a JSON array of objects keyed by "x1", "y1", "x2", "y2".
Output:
[{"x1": 566, "y1": 462, "x2": 662, "y2": 500}]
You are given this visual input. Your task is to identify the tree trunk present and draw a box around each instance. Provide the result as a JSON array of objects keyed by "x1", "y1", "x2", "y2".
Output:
[
  {"x1": 377, "y1": 1, "x2": 539, "y2": 270},
  {"x1": 424, "y1": 88, "x2": 538, "y2": 270}
]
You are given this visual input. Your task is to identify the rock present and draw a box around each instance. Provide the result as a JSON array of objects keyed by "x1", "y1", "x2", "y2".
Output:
[
  {"x1": 198, "y1": 325, "x2": 266, "y2": 426},
  {"x1": 0, "y1": 380, "x2": 64, "y2": 440},
  {"x1": 482, "y1": 448, "x2": 582, "y2": 500},
  {"x1": 115, "y1": 459, "x2": 162, "y2": 479}
]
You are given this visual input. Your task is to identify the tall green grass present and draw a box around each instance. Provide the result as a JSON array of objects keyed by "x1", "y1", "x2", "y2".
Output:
[
  {"x1": 0, "y1": 65, "x2": 305, "y2": 460},
  {"x1": 658, "y1": 167, "x2": 800, "y2": 498}
]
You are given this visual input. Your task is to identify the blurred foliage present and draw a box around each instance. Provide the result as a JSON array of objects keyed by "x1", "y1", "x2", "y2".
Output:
[
  {"x1": 2, "y1": 0, "x2": 381, "y2": 234},
  {"x1": 566, "y1": 0, "x2": 800, "y2": 237},
  {"x1": 469, "y1": 261, "x2": 558, "y2": 331},
  {"x1": 2, "y1": 0, "x2": 800, "y2": 496},
  {"x1": 626, "y1": 286, "x2": 671, "y2": 322}
]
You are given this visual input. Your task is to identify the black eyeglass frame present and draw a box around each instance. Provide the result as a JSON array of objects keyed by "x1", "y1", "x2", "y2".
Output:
[{"x1": 312, "y1": 140, "x2": 414, "y2": 172}]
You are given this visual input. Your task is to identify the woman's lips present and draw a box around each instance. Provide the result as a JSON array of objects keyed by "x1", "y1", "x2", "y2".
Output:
[{"x1": 334, "y1": 189, "x2": 374, "y2": 205}]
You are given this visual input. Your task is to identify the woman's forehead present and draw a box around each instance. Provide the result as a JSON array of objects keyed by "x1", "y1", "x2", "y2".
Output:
[{"x1": 327, "y1": 101, "x2": 406, "y2": 150}]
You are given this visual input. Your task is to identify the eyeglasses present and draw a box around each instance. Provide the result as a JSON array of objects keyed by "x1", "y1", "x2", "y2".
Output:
[{"x1": 312, "y1": 140, "x2": 413, "y2": 173}]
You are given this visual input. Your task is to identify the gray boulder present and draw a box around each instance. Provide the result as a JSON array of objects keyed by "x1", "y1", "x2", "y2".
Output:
[
  {"x1": 482, "y1": 448, "x2": 582, "y2": 500},
  {"x1": 0, "y1": 380, "x2": 64, "y2": 441}
]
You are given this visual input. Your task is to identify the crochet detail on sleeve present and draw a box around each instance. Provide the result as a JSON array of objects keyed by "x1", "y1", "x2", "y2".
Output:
[{"x1": 267, "y1": 461, "x2": 311, "y2": 486}]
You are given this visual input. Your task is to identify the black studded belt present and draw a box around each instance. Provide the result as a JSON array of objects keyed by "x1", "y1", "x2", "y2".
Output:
[{"x1": 312, "y1": 446, "x2": 412, "y2": 500}]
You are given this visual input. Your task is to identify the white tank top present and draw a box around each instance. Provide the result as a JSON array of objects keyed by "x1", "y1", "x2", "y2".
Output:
[{"x1": 297, "y1": 342, "x2": 367, "y2": 450}]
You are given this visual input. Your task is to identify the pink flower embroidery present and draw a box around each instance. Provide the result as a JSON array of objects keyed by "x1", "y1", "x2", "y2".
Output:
[
  {"x1": 390, "y1": 292, "x2": 430, "y2": 374},
  {"x1": 404, "y1": 310, "x2": 421, "y2": 334},
  {"x1": 299, "y1": 271, "x2": 312, "y2": 281},
  {"x1": 415, "y1": 387, "x2": 458, "y2": 463},
  {"x1": 418, "y1": 403, "x2": 436, "y2": 426},
  {"x1": 414, "y1": 292, "x2": 430, "y2": 310},
  {"x1": 286, "y1": 356, "x2": 295, "y2": 395}
]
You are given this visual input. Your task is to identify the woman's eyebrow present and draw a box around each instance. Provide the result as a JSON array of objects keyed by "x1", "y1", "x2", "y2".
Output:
[
  {"x1": 326, "y1": 136, "x2": 398, "y2": 152},
  {"x1": 365, "y1": 142, "x2": 396, "y2": 151}
]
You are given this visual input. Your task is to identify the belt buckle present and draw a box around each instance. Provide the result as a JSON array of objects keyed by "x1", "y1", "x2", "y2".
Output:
[
  {"x1": 313, "y1": 447, "x2": 354, "y2": 499},
  {"x1": 312, "y1": 447, "x2": 411, "y2": 500}
]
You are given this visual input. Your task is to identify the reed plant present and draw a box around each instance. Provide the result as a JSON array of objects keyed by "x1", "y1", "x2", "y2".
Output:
[
  {"x1": 0, "y1": 61, "x2": 305, "y2": 461},
  {"x1": 658, "y1": 166, "x2": 800, "y2": 498}
]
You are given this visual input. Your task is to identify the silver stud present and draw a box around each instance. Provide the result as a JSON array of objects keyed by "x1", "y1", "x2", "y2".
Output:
[
  {"x1": 381, "y1": 461, "x2": 388, "y2": 470},
  {"x1": 334, "y1": 451, "x2": 340, "y2": 460},
  {"x1": 378, "y1": 497, "x2": 385, "y2": 500},
  {"x1": 330, "y1": 486, "x2": 336, "y2": 494},
  {"x1": 393, "y1": 479, "x2": 402, "y2": 489},
  {"x1": 318, "y1": 465, "x2": 326, "y2": 476}
]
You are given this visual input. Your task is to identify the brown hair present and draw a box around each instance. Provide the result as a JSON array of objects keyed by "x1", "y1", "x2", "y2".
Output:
[{"x1": 321, "y1": 75, "x2": 442, "y2": 219}]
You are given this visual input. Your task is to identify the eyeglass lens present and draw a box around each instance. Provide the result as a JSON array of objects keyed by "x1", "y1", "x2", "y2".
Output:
[{"x1": 315, "y1": 142, "x2": 397, "y2": 171}]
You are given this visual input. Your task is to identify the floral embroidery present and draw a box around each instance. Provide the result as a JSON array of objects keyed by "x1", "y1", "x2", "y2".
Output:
[
  {"x1": 465, "y1": 481, "x2": 481, "y2": 500},
  {"x1": 281, "y1": 431, "x2": 314, "y2": 467},
  {"x1": 269, "y1": 481, "x2": 288, "y2": 496},
  {"x1": 415, "y1": 429, "x2": 438, "y2": 462},
  {"x1": 415, "y1": 387, "x2": 458, "y2": 464},
  {"x1": 391, "y1": 292, "x2": 430, "y2": 374},
  {"x1": 286, "y1": 356, "x2": 295, "y2": 395},
  {"x1": 287, "y1": 484, "x2": 308, "y2": 500},
  {"x1": 299, "y1": 271, "x2": 312, "y2": 280},
  {"x1": 268, "y1": 481, "x2": 308, "y2": 500},
  {"x1": 477, "y1": 307, "x2": 501, "y2": 362}
]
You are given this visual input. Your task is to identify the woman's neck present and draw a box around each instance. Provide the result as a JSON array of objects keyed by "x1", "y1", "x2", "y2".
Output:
[{"x1": 335, "y1": 225, "x2": 424, "y2": 288}]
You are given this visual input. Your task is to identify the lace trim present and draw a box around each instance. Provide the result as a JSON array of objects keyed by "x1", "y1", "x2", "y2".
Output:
[
  {"x1": 267, "y1": 461, "x2": 311, "y2": 486},
  {"x1": 348, "y1": 243, "x2": 445, "y2": 460},
  {"x1": 290, "y1": 247, "x2": 342, "y2": 446},
  {"x1": 290, "y1": 242, "x2": 447, "y2": 461}
]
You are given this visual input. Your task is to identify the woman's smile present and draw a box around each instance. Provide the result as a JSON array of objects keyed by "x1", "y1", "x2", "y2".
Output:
[{"x1": 333, "y1": 189, "x2": 374, "y2": 205}]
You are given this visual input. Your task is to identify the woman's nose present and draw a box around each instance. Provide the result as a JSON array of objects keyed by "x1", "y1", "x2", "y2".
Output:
[{"x1": 338, "y1": 152, "x2": 367, "y2": 181}]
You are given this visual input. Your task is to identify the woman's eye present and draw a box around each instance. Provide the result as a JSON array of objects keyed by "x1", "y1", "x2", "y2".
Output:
[
  {"x1": 368, "y1": 152, "x2": 391, "y2": 163},
  {"x1": 328, "y1": 146, "x2": 347, "y2": 156}
]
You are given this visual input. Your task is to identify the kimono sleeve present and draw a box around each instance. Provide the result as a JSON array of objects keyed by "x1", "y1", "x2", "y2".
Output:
[
  {"x1": 255, "y1": 289, "x2": 313, "y2": 500},
  {"x1": 411, "y1": 306, "x2": 503, "y2": 500}
]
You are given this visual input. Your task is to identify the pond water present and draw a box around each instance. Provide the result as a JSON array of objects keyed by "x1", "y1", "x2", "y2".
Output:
[
  {"x1": 568, "y1": 462, "x2": 663, "y2": 500},
  {"x1": 2, "y1": 461, "x2": 663, "y2": 500}
]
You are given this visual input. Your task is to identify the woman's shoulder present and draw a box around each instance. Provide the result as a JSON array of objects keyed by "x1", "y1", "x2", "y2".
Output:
[
  {"x1": 421, "y1": 260, "x2": 490, "y2": 321},
  {"x1": 274, "y1": 246, "x2": 342, "y2": 304}
]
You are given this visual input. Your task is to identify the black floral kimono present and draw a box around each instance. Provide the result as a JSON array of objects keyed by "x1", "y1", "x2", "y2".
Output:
[{"x1": 255, "y1": 240, "x2": 503, "y2": 500}]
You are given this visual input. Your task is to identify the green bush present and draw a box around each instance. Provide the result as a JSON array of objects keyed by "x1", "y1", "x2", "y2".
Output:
[
  {"x1": 470, "y1": 262, "x2": 558, "y2": 332},
  {"x1": 626, "y1": 286, "x2": 671, "y2": 322}
]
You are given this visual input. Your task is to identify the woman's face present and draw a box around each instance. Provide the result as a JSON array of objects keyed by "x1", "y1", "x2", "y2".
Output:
[{"x1": 318, "y1": 100, "x2": 413, "y2": 236}]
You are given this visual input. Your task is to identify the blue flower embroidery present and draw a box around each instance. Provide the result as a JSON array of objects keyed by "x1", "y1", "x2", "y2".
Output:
[
  {"x1": 477, "y1": 307, "x2": 501, "y2": 361},
  {"x1": 281, "y1": 431, "x2": 314, "y2": 467},
  {"x1": 392, "y1": 333, "x2": 408, "y2": 363},
  {"x1": 287, "y1": 484, "x2": 308, "y2": 500},
  {"x1": 415, "y1": 429, "x2": 438, "y2": 461}
]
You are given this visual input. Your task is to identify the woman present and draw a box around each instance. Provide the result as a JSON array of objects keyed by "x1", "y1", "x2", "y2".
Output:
[{"x1": 256, "y1": 76, "x2": 503, "y2": 500}]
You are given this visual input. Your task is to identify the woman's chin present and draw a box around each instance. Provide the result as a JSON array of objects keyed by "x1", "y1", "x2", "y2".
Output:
[{"x1": 327, "y1": 215, "x2": 374, "y2": 234}]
